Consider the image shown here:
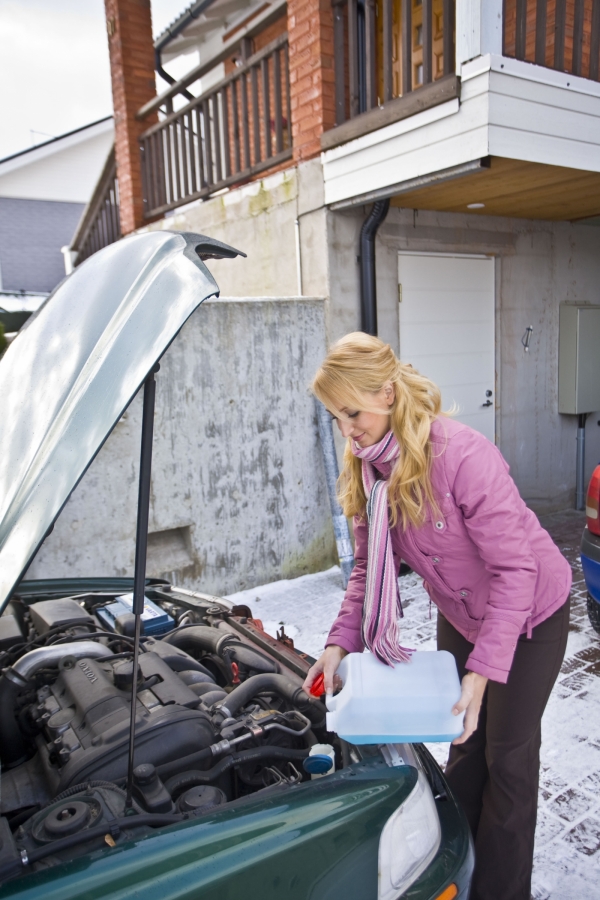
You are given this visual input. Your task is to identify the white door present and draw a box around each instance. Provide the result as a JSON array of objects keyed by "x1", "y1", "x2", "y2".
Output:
[{"x1": 398, "y1": 253, "x2": 495, "y2": 442}]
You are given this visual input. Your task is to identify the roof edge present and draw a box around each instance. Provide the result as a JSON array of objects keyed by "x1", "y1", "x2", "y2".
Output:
[{"x1": 0, "y1": 117, "x2": 114, "y2": 167}]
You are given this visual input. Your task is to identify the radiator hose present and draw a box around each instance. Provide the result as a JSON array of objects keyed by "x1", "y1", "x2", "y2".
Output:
[{"x1": 216, "y1": 673, "x2": 325, "y2": 725}]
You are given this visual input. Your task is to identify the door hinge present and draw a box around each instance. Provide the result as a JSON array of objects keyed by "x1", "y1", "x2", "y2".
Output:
[{"x1": 398, "y1": 283, "x2": 402, "y2": 303}]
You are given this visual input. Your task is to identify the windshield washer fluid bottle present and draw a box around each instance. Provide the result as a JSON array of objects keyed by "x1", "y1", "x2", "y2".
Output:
[{"x1": 325, "y1": 650, "x2": 463, "y2": 743}]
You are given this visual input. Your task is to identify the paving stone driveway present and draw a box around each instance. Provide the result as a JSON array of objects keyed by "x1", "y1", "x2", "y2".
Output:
[
  {"x1": 227, "y1": 508, "x2": 599, "y2": 900},
  {"x1": 530, "y1": 510, "x2": 600, "y2": 899}
]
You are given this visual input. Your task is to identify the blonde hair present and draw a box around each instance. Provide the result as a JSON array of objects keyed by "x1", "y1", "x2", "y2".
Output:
[{"x1": 312, "y1": 333, "x2": 443, "y2": 529}]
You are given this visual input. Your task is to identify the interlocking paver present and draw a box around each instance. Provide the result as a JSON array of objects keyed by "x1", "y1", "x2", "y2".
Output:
[
  {"x1": 548, "y1": 789, "x2": 595, "y2": 822},
  {"x1": 226, "y1": 506, "x2": 598, "y2": 899},
  {"x1": 563, "y1": 817, "x2": 600, "y2": 856}
]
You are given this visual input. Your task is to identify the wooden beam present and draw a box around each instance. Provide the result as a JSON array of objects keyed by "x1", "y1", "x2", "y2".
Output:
[{"x1": 321, "y1": 73, "x2": 460, "y2": 151}]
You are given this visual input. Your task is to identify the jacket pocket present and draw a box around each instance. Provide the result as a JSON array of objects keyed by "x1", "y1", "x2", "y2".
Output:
[{"x1": 450, "y1": 589, "x2": 483, "y2": 625}]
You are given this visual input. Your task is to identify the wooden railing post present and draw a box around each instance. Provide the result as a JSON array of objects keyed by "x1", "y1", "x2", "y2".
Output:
[
  {"x1": 382, "y1": 0, "x2": 393, "y2": 102},
  {"x1": 348, "y1": 0, "x2": 360, "y2": 117},
  {"x1": 402, "y1": 0, "x2": 413, "y2": 94},
  {"x1": 422, "y1": 0, "x2": 433, "y2": 84}
]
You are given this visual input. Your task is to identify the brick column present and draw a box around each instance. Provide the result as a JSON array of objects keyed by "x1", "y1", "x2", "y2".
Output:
[
  {"x1": 288, "y1": 0, "x2": 336, "y2": 162},
  {"x1": 105, "y1": 0, "x2": 157, "y2": 234}
]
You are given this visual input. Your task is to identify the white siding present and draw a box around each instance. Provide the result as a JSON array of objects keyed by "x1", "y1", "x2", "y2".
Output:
[
  {"x1": 0, "y1": 120, "x2": 114, "y2": 204},
  {"x1": 322, "y1": 55, "x2": 600, "y2": 207}
]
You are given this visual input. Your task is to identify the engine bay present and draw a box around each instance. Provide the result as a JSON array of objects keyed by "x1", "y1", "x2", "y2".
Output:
[{"x1": 0, "y1": 582, "x2": 347, "y2": 883}]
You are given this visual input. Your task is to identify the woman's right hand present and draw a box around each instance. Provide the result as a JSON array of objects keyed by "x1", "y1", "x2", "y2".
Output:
[{"x1": 302, "y1": 645, "x2": 348, "y2": 696}]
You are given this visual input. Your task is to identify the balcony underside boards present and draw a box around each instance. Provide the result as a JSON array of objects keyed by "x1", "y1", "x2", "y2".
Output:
[{"x1": 388, "y1": 156, "x2": 600, "y2": 221}]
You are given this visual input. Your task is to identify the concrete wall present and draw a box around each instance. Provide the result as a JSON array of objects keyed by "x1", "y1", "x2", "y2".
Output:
[{"x1": 27, "y1": 296, "x2": 337, "y2": 594}]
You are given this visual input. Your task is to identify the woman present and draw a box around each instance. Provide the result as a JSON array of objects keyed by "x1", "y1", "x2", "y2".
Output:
[{"x1": 303, "y1": 333, "x2": 571, "y2": 900}]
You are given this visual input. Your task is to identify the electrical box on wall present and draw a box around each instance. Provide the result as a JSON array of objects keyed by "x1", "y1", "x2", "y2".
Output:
[{"x1": 558, "y1": 305, "x2": 600, "y2": 414}]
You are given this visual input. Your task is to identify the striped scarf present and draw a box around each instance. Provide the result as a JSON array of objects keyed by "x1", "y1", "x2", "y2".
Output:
[{"x1": 351, "y1": 431, "x2": 413, "y2": 665}]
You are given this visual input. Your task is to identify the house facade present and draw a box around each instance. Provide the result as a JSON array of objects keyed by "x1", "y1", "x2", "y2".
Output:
[
  {"x1": 48, "y1": 0, "x2": 600, "y2": 592},
  {"x1": 0, "y1": 117, "x2": 114, "y2": 295}
]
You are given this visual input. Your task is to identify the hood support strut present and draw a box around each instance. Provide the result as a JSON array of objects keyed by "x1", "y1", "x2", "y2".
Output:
[{"x1": 125, "y1": 365, "x2": 159, "y2": 810}]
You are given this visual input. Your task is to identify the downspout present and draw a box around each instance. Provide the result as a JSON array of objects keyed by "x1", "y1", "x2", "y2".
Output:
[
  {"x1": 154, "y1": 47, "x2": 194, "y2": 100},
  {"x1": 154, "y1": 0, "x2": 218, "y2": 97},
  {"x1": 359, "y1": 199, "x2": 390, "y2": 335}
]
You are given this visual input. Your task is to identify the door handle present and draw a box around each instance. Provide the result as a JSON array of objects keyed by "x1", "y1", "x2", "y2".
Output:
[{"x1": 482, "y1": 400, "x2": 493, "y2": 407}]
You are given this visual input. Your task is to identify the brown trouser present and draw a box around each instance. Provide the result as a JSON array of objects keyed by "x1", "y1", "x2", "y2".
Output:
[{"x1": 437, "y1": 599, "x2": 570, "y2": 900}]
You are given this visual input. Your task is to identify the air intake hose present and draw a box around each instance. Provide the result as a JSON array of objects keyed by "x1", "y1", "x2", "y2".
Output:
[
  {"x1": 162, "y1": 626, "x2": 278, "y2": 674},
  {"x1": 216, "y1": 673, "x2": 325, "y2": 725}
]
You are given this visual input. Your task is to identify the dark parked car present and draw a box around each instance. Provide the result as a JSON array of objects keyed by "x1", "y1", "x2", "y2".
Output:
[
  {"x1": 0, "y1": 232, "x2": 473, "y2": 900},
  {"x1": 582, "y1": 463, "x2": 600, "y2": 633}
]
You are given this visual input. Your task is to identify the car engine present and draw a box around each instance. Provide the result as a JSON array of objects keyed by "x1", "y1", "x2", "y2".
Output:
[{"x1": 0, "y1": 584, "x2": 335, "y2": 882}]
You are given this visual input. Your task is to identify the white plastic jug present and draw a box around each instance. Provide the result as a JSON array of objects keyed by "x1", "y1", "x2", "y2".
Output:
[{"x1": 325, "y1": 650, "x2": 463, "y2": 743}]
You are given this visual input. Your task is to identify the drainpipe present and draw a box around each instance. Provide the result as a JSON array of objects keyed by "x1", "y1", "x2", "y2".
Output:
[
  {"x1": 359, "y1": 198, "x2": 389, "y2": 335},
  {"x1": 315, "y1": 399, "x2": 355, "y2": 588},
  {"x1": 154, "y1": 0, "x2": 218, "y2": 98},
  {"x1": 576, "y1": 413, "x2": 588, "y2": 510}
]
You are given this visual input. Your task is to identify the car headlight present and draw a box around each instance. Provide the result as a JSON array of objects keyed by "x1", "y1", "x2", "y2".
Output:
[{"x1": 378, "y1": 771, "x2": 442, "y2": 900}]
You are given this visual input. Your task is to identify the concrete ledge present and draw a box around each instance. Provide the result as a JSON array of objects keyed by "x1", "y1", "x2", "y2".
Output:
[
  {"x1": 207, "y1": 295, "x2": 324, "y2": 303},
  {"x1": 320, "y1": 74, "x2": 461, "y2": 152}
]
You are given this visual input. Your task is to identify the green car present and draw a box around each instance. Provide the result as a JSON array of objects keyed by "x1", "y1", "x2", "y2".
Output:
[{"x1": 0, "y1": 233, "x2": 473, "y2": 900}]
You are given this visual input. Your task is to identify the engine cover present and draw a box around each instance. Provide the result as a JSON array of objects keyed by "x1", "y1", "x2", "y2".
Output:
[{"x1": 34, "y1": 652, "x2": 216, "y2": 791}]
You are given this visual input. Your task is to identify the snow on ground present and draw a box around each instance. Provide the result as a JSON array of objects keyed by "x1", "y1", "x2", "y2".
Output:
[{"x1": 227, "y1": 511, "x2": 600, "y2": 899}]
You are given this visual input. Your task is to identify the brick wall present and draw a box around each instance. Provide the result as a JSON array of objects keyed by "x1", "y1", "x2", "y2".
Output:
[
  {"x1": 104, "y1": 0, "x2": 157, "y2": 234},
  {"x1": 288, "y1": 0, "x2": 336, "y2": 161}
]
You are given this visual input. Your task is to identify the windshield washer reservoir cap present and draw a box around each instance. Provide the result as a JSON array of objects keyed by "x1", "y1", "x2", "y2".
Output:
[{"x1": 303, "y1": 754, "x2": 334, "y2": 775}]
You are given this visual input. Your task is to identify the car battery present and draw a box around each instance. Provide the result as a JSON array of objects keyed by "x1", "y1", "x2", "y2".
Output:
[{"x1": 96, "y1": 594, "x2": 175, "y2": 636}]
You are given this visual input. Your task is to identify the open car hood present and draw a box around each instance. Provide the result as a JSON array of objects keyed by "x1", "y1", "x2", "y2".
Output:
[{"x1": 0, "y1": 231, "x2": 244, "y2": 613}]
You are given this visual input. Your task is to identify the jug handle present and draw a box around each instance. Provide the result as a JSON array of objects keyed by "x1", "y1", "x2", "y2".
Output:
[{"x1": 325, "y1": 693, "x2": 339, "y2": 712}]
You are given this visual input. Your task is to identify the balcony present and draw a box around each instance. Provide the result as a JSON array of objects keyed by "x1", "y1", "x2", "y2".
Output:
[
  {"x1": 324, "y1": 0, "x2": 458, "y2": 151},
  {"x1": 138, "y1": 33, "x2": 291, "y2": 220},
  {"x1": 322, "y1": 0, "x2": 600, "y2": 220}
]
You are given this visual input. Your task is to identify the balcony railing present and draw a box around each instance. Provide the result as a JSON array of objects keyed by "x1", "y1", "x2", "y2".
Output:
[
  {"x1": 139, "y1": 33, "x2": 292, "y2": 219},
  {"x1": 331, "y1": 0, "x2": 456, "y2": 126},
  {"x1": 70, "y1": 149, "x2": 121, "y2": 265},
  {"x1": 503, "y1": 0, "x2": 600, "y2": 81}
]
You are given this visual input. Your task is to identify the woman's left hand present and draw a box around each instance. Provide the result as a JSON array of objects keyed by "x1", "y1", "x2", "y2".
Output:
[{"x1": 451, "y1": 672, "x2": 488, "y2": 745}]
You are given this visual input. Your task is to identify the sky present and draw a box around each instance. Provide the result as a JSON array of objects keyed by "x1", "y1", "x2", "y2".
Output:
[{"x1": 0, "y1": 0, "x2": 186, "y2": 161}]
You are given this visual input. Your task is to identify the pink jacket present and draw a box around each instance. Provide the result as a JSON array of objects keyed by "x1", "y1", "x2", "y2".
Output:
[{"x1": 326, "y1": 418, "x2": 571, "y2": 683}]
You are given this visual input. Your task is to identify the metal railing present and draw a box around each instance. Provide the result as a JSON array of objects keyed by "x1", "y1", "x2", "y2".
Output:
[
  {"x1": 139, "y1": 33, "x2": 292, "y2": 219},
  {"x1": 331, "y1": 0, "x2": 455, "y2": 126},
  {"x1": 503, "y1": 0, "x2": 600, "y2": 81},
  {"x1": 70, "y1": 149, "x2": 121, "y2": 265}
]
